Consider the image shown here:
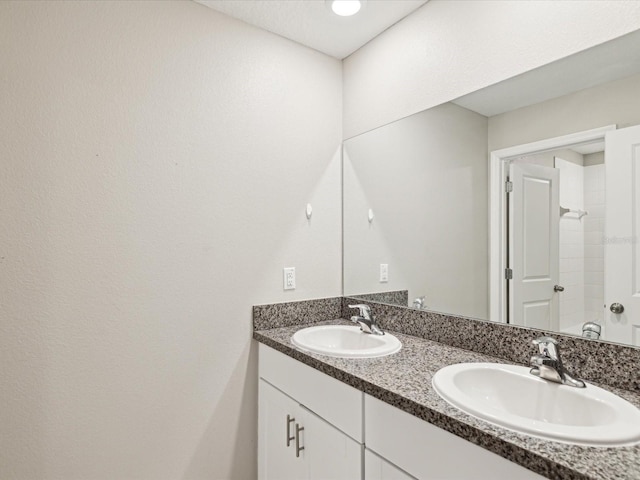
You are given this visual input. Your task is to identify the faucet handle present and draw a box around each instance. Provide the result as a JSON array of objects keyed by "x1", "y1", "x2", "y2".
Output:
[
  {"x1": 348, "y1": 304, "x2": 371, "y2": 320},
  {"x1": 532, "y1": 336, "x2": 559, "y2": 359}
]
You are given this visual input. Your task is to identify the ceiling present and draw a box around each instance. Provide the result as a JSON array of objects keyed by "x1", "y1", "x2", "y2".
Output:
[{"x1": 195, "y1": 0, "x2": 429, "y2": 59}]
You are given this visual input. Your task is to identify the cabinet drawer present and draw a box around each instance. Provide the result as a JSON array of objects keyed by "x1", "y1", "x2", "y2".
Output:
[
  {"x1": 365, "y1": 395, "x2": 545, "y2": 480},
  {"x1": 259, "y1": 344, "x2": 363, "y2": 441}
]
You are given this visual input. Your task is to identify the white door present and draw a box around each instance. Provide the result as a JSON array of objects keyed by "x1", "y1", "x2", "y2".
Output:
[
  {"x1": 259, "y1": 379, "x2": 362, "y2": 480},
  {"x1": 301, "y1": 406, "x2": 362, "y2": 480},
  {"x1": 509, "y1": 163, "x2": 560, "y2": 330},
  {"x1": 258, "y1": 380, "x2": 306, "y2": 480},
  {"x1": 604, "y1": 125, "x2": 640, "y2": 346}
]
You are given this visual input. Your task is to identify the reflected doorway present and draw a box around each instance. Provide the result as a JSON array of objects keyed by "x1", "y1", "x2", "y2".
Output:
[
  {"x1": 509, "y1": 146, "x2": 604, "y2": 336},
  {"x1": 490, "y1": 124, "x2": 640, "y2": 346}
]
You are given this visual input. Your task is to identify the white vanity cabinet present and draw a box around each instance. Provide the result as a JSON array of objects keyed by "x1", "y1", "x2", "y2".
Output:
[
  {"x1": 258, "y1": 343, "x2": 547, "y2": 480},
  {"x1": 258, "y1": 344, "x2": 363, "y2": 480},
  {"x1": 259, "y1": 380, "x2": 362, "y2": 479},
  {"x1": 365, "y1": 449, "x2": 416, "y2": 480},
  {"x1": 365, "y1": 395, "x2": 546, "y2": 480},
  {"x1": 259, "y1": 380, "x2": 306, "y2": 480}
]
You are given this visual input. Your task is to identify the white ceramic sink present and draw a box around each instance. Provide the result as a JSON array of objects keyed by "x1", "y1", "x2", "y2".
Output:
[
  {"x1": 432, "y1": 363, "x2": 640, "y2": 447},
  {"x1": 291, "y1": 325, "x2": 401, "y2": 358}
]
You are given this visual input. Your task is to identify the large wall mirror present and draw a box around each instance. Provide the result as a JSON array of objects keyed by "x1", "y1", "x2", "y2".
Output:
[{"x1": 343, "y1": 29, "x2": 640, "y2": 348}]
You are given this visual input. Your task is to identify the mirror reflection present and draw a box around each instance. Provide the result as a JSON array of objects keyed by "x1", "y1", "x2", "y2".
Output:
[{"x1": 343, "y1": 30, "x2": 640, "y2": 347}]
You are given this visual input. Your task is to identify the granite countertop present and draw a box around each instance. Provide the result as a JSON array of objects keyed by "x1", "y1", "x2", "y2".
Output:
[{"x1": 254, "y1": 320, "x2": 640, "y2": 480}]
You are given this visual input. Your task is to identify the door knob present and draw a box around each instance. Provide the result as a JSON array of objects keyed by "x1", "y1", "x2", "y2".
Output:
[
  {"x1": 610, "y1": 303, "x2": 625, "y2": 314},
  {"x1": 554, "y1": 285, "x2": 565, "y2": 292}
]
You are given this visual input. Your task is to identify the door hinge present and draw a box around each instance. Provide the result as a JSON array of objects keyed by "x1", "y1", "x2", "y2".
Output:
[
  {"x1": 505, "y1": 268, "x2": 513, "y2": 280},
  {"x1": 505, "y1": 181, "x2": 513, "y2": 193}
]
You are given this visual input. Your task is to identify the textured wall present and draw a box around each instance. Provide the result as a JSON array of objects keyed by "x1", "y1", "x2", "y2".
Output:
[
  {"x1": 0, "y1": 1, "x2": 342, "y2": 478},
  {"x1": 343, "y1": 0, "x2": 640, "y2": 139}
]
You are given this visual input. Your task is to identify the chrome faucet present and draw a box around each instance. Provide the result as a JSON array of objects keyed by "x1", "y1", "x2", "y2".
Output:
[
  {"x1": 530, "y1": 336, "x2": 585, "y2": 388},
  {"x1": 348, "y1": 304, "x2": 384, "y2": 335},
  {"x1": 413, "y1": 296, "x2": 426, "y2": 310}
]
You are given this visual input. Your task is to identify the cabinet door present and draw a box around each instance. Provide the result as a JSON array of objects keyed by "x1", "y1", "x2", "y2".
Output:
[
  {"x1": 258, "y1": 380, "x2": 306, "y2": 480},
  {"x1": 365, "y1": 449, "x2": 415, "y2": 480},
  {"x1": 300, "y1": 406, "x2": 362, "y2": 480}
]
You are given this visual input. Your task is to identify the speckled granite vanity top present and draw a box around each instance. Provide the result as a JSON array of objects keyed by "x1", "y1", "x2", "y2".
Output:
[{"x1": 254, "y1": 321, "x2": 640, "y2": 480}]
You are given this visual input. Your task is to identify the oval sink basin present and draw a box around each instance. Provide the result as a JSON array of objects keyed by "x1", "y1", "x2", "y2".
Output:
[
  {"x1": 291, "y1": 325, "x2": 401, "y2": 358},
  {"x1": 432, "y1": 363, "x2": 640, "y2": 447}
]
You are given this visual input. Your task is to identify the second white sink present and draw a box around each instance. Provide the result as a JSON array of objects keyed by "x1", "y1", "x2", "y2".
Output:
[
  {"x1": 432, "y1": 362, "x2": 640, "y2": 447},
  {"x1": 291, "y1": 325, "x2": 401, "y2": 358}
]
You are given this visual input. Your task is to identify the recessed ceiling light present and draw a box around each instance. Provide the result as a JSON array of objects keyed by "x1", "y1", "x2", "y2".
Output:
[{"x1": 328, "y1": 0, "x2": 363, "y2": 17}]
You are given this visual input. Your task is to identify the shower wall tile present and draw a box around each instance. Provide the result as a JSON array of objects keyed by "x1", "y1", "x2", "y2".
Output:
[
  {"x1": 584, "y1": 164, "x2": 605, "y2": 323},
  {"x1": 557, "y1": 158, "x2": 585, "y2": 334}
]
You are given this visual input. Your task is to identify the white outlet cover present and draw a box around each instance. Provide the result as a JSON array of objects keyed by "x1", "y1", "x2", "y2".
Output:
[
  {"x1": 283, "y1": 267, "x2": 296, "y2": 290},
  {"x1": 380, "y1": 263, "x2": 388, "y2": 283}
]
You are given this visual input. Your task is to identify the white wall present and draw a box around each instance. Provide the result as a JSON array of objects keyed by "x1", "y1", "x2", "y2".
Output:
[
  {"x1": 0, "y1": 1, "x2": 342, "y2": 479},
  {"x1": 489, "y1": 73, "x2": 640, "y2": 151},
  {"x1": 514, "y1": 149, "x2": 583, "y2": 170},
  {"x1": 343, "y1": 0, "x2": 640, "y2": 139},
  {"x1": 343, "y1": 103, "x2": 488, "y2": 319}
]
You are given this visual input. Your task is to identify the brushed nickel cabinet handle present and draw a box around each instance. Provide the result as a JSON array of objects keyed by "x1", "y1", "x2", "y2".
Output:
[
  {"x1": 286, "y1": 415, "x2": 295, "y2": 447},
  {"x1": 295, "y1": 423, "x2": 304, "y2": 458}
]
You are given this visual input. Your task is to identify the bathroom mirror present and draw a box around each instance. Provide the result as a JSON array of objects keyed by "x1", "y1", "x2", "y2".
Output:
[{"x1": 343, "y1": 29, "x2": 640, "y2": 347}]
